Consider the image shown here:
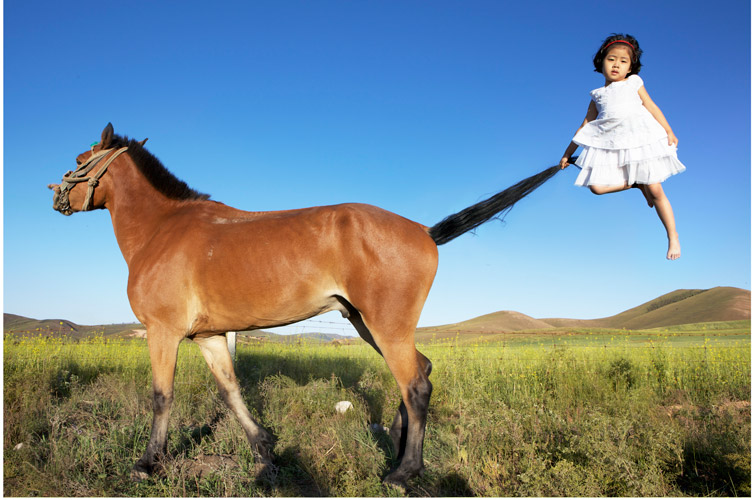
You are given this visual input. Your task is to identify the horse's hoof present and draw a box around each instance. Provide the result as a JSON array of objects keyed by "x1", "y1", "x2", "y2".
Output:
[
  {"x1": 383, "y1": 471, "x2": 409, "y2": 491},
  {"x1": 131, "y1": 457, "x2": 155, "y2": 482},
  {"x1": 255, "y1": 460, "x2": 280, "y2": 486},
  {"x1": 253, "y1": 448, "x2": 273, "y2": 466},
  {"x1": 130, "y1": 467, "x2": 150, "y2": 482},
  {"x1": 252, "y1": 430, "x2": 276, "y2": 463}
]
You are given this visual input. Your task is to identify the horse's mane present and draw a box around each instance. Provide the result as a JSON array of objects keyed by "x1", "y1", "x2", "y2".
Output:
[{"x1": 110, "y1": 134, "x2": 210, "y2": 201}]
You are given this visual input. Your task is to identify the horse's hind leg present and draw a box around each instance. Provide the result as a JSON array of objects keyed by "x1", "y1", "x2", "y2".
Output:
[
  {"x1": 389, "y1": 351, "x2": 432, "y2": 459},
  {"x1": 349, "y1": 314, "x2": 431, "y2": 483},
  {"x1": 348, "y1": 310, "x2": 432, "y2": 486},
  {"x1": 379, "y1": 344, "x2": 432, "y2": 487},
  {"x1": 132, "y1": 329, "x2": 182, "y2": 480},
  {"x1": 192, "y1": 335, "x2": 274, "y2": 461}
]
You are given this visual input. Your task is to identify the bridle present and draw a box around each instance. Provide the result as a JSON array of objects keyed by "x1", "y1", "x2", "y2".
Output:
[{"x1": 56, "y1": 145, "x2": 128, "y2": 212}]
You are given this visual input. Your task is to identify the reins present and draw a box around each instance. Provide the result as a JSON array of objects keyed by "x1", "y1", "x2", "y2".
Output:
[{"x1": 57, "y1": 146, "x2": 128, "y2": 212}]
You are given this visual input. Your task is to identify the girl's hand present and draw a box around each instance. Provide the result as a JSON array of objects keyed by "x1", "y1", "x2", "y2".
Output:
[
  {"x1": 559, "y1": 157, "x2": 571, "y2": 169},
  {"x1": 667, "y1": 132, "x2": 678, "y2": 147}
]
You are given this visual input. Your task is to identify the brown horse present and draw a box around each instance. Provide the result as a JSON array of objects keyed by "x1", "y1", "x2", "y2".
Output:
[{"x1": 49, "y1": 123, "x2": 559, "y2": 488}]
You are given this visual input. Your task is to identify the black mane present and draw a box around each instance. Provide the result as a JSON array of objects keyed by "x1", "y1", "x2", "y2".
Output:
[{"x1": 110, "y1": 134, "x2": 210, "y2": 201}]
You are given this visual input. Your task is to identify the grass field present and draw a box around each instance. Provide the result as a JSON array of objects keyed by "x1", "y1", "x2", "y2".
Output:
[{"x1": 4, "y1": 323, "x2": 750, "y2": 496}]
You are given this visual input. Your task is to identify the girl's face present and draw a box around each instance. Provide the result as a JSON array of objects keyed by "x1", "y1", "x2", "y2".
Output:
[{"x1": 602, "y1": 45, "x2": 632, "y2": 84}]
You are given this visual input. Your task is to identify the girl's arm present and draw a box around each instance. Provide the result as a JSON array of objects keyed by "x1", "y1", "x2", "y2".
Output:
[
  {"x1": 638, "y1": 86, "x2": 678, "y2": 146},
  {"x1": 560, "y1": 100, "x2": 597, "y2": 168}
]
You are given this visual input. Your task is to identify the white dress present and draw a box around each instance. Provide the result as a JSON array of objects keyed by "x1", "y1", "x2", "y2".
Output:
[{"x1": 572, "y1": 74, "x2": 686, "y2": 186}]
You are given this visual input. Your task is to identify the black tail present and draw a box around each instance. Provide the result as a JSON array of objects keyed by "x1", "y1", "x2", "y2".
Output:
[{"x1": 428, "y1": 165, "x2": 562, "y2": 245}]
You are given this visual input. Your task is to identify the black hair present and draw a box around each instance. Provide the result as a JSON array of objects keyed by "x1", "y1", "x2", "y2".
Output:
[
  {"x1": 592, "y1": 33, "x2": 643, "y2": 76},
  {"x1": 428, "y1": 165, "x2": 561, "y2": 245},
  {"x1": 109, "y1": 134, "x2": 210, "y2": 201}
]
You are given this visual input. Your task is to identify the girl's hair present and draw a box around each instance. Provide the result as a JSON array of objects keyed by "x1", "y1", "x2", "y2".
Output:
[{"x1": 592, "y1": 33, "x2": 643, "y2": 75}]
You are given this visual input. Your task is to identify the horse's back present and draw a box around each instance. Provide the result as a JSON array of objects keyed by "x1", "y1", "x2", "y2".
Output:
[{"x1": 192, "y1": 201, "x2": 436, "y2": 260}]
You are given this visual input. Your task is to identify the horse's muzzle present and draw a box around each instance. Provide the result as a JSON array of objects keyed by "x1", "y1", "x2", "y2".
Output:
[{"x1": 48, "y1": 183, "x2": 72, "y2": 216}]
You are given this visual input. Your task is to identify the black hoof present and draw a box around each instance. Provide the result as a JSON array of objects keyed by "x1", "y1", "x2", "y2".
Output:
[
  {"x1": 252, "y1": 430, "x2": 276, "y2": 463},
  {"x1": 383, "y1": 470, "x2": 410, "y2": 490},
  {"x1": 130, "y1": 462, "x2": 151, "y2": 482},
  {"x1": 383, "y1": 462, "x2": 425, "y2": 490},
  {"x1": 131, "y1": 454, "x2": 165, "y2": 482},
  {"x1": 383, "y1": 477, "x2": 407, "y2": 492}
]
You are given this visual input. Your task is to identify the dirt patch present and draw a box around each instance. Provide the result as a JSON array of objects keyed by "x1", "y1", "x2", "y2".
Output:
[
  {"x1": 661, "y1": 400, "x2": 750, "y2": 421},
  {"x1": 184, "y1": 454, "x2": 240, "y2": 478},
  {"x1": 718, "y1": 400, "x2": 751, "y2": 415},
  {"x1": 662, "y1": 404, "x2": 695, "y2": 418},
  {"x1": 129, "y1": 329, "x2": 147, "y2": 339}
]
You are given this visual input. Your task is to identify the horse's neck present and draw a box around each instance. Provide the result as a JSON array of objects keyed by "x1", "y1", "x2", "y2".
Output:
[{"x1": 106, "y1": 161, "x2": 183, "y2": 266}]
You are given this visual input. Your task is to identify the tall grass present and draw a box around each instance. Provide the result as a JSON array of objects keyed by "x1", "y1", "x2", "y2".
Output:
[{"x1": 4, "y1": 332, "x2": 750, "y2": 496}]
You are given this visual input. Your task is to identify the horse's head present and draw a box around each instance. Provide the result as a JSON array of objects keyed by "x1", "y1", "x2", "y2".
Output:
[{"x1": 49, "y1": 123, "x2": 134, "y2": 215}]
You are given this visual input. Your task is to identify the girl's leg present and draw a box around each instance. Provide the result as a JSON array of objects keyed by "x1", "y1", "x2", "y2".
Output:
[
  {"x1": 647, "y1": 183, "x2": 681, "y2": 260},
  {"x1": 588, "y1": 182, "x2": 630, "y2": 195},
  {"x1": 636, "y1": 184, "x2": 654, "y2": 207},
  {"x1": 590, "y1": 182, "x2": 653, "y2": 206},
  {"x1": 588, "y1": 182, "x2": 654, "y2": 207}
]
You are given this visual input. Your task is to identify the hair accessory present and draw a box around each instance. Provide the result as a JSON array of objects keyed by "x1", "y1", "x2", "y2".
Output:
[{"x1": 604, "y1": 39, "x2": 635, "y2": 51}]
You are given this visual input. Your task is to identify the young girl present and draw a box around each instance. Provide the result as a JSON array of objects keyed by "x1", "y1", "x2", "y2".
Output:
[{"x1": 560, "y1": 34, "x2": 685, "y2": 260}]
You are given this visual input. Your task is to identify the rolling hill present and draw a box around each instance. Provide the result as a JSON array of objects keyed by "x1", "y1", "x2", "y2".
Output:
[
  {"x1": 417, "y1": 286, "x2": 750, "y2": 337},
  {"x1": 2, "y1": 314, "x2": 351, "y2": 343},
  {"x1": 5, "y1": 286, "x2": 750, "y2": 341},
  {"x1": 544, "y1": 287, "x2": 750, "y2": 330},
  {"x1": 3, "y1": 313, "x2": 143, "y2": 340}
]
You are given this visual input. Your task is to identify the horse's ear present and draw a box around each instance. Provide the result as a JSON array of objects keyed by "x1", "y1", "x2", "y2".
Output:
[
  {"x1": 101, "y1": 123, "x2": 114, "y2": 149},
  {"x1": 138, "y1": 138, "x2": 149, "y2": 147}
]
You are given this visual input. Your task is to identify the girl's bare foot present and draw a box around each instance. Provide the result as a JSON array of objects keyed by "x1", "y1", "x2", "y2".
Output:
[{"x1": 667, "y1": 234, "x2": 681, "y2": 260}]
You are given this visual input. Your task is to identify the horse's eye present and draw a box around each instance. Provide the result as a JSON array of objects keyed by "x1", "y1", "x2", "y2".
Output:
[{"x1": 76, "y1": 159, "x2": 82, "y2": 166}]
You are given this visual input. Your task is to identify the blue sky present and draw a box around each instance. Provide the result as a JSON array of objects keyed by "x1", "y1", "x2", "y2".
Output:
[{"x1": 4, "y1": 0, "x2": 750, "y2": 334}]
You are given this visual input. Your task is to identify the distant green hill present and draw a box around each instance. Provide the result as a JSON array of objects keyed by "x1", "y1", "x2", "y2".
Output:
[
  {"x1": 417, "y1": 287, "x2": 750, "y2": 340},
  {"x1": 544, "y1": 287, "x2": 750, "y2": 330},
  {"x1": 3, "y1": 313, "x2": 142, "y2": 340}
]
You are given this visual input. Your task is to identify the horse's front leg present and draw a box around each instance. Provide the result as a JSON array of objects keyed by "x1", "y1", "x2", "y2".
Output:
[
  {"x1": 131, "y1": 328, "x2": 182, "y2": 481},
  {"x1": 193, "y1": 334, "x2": 275, "y2": 462}
]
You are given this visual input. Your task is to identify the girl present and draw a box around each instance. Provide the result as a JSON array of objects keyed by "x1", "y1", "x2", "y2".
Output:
[{"x1": 560, "y1": 34, "x2": 685, "y2": 260}]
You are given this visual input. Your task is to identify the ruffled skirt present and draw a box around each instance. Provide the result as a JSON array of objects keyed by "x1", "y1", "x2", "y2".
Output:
[{"x1": 573, "y1": 138, "x2": 686, "y2": 187}]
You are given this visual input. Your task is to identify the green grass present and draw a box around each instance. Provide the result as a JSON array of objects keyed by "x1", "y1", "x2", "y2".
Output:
[{"x1": 4, "y1": 330, "x2": 750, "y2": 496}]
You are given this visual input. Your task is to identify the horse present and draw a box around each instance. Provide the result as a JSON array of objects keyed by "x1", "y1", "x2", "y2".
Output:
[{"x1": 49, "y1": 123, "x2": 560, "y2": 488}]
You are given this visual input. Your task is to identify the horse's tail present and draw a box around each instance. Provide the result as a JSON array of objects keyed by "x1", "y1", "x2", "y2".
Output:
[{"x1": 428, "y1": 165, "x2": 561, "y2": 246}]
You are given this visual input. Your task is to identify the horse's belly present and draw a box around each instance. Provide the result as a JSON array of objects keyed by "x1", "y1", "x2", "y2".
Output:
[
  {"x1": 128, "y1": 243, "x2": 342, "y2": 333},
  {"x1": 188, "y1": 288, "x2": 344, "y2": 335},
  {"x1": 185, "y1": 255, "x2": 345, "y2": 333}
]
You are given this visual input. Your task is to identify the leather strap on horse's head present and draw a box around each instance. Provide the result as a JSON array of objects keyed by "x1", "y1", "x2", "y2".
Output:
[{"x1": 58, "y1": 146, "x2": 128, "y2": 212}]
